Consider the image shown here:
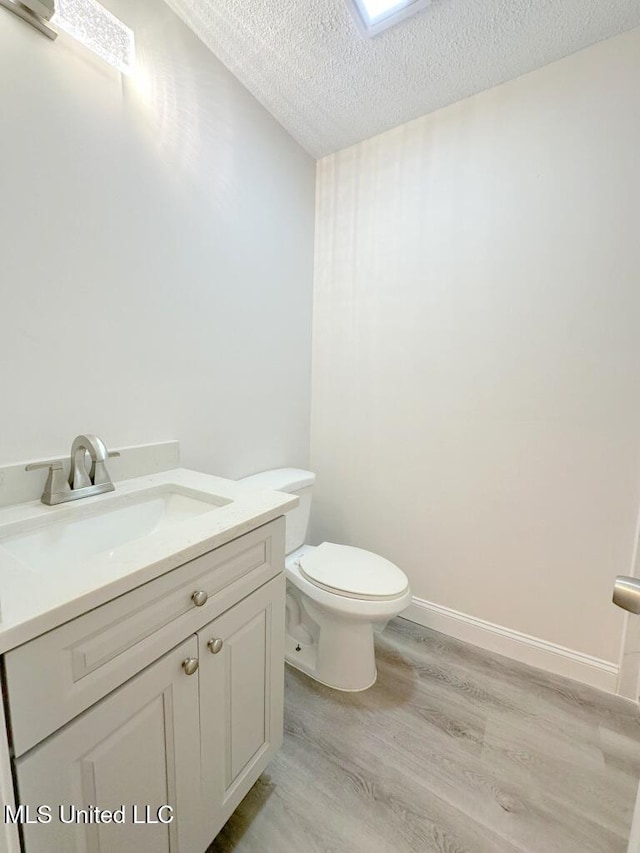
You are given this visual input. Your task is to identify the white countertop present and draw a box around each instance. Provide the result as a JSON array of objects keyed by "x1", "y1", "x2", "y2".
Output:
[{"x1": 0, "y1": 468, "x2": 296, "y2": 654}]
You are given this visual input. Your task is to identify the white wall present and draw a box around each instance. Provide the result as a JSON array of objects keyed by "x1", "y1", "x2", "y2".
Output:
[
  {"x1": 311, "y1": 28, "x2": 640, "y2": 666},
  {"x1": 0, "y1": 0, "x2": 315, "y2": 478}
]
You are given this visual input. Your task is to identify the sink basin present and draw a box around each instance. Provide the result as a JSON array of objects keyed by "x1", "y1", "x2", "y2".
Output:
[{"x1": 0, "y1": 486, "x2": 232, "y2": 572}]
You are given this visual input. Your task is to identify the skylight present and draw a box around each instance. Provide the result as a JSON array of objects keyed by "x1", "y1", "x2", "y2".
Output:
[
  {"x1": 359, "y1": 0, "x2": 407, "y2": 22},
  {"x1": 349, "y1": 0, "x2": 431, "y2": 36}
]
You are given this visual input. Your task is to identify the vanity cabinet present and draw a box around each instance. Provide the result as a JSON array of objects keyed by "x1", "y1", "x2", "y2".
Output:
[
  {"x1": 16, "y1": 637, "x2": 203, "y2": 853},
  {"x1": 198, "y1": 576, "x2": 284, "y2": 843},
  {"x1": 4, "y1": 519, "x2": 286, "y2": 853}
]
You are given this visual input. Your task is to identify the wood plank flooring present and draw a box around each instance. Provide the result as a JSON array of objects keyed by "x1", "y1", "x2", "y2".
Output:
[{"x1": 209, "y1": 618, "x2": 640, "y2": 853}]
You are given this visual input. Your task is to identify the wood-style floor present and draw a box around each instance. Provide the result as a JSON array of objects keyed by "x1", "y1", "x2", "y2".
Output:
[{"x1": 210, "y1": 618, "x2": 640, "y2": 853}]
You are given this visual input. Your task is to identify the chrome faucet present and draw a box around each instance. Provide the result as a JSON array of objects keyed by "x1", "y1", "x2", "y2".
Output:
[
  {"x1": 26, "y1": 434, "x2": 120, "y2": 506},
  {"x1": 69, "y1": 434, "x2": 112, "y2": 490}
]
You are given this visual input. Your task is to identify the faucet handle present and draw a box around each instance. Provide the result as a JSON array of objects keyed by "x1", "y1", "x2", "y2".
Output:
[
  {"x1": 25, "y1": 459, "x2": 71, "y2": 504},
  {"x1": 25, "y1": 459, "x2": 64, "y2": 472}
]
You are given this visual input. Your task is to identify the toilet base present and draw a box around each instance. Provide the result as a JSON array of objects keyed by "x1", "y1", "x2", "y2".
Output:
[
  {"x1": 284, "y1": 631, "x2": 378, "y2": 692},
  {"x1": 285, "y1": 584, "x2": 380, "y2": 691}
]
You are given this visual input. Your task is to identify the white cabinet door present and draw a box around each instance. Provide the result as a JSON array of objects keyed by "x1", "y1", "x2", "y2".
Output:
[
  {"x1": 15, "y1": 637, "x2": 202, "y2": 853},
  {"x1": 0, "y1": 698, "x2": 19, "y2": 853},
  {"x1": 198, "y1": 575, "x2": 285, "y2": 845}
]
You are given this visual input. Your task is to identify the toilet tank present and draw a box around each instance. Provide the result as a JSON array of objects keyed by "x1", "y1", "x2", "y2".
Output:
[{"x1": 237, "y1": 468, "x2": 316, "y2": 556}]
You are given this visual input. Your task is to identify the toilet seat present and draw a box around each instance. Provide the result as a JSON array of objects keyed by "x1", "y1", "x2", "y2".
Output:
[{"x1": 298, "y1": 542, "x2": 409, "y2": 601}]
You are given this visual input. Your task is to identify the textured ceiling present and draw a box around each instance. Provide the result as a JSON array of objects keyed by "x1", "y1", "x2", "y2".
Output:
[{"x1": 166, "y1": 0, "x2": 640, "y2": 158}]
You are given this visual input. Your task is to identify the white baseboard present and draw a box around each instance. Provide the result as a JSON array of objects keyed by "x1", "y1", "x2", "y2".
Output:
[{"x1": 402, "y1": 597, "x2": 619, "y2": 694}]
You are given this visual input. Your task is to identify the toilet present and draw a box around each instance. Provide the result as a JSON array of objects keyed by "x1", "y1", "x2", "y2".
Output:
[{"x1": 238, "y1": 468, "x2": 412, "y2": 691}]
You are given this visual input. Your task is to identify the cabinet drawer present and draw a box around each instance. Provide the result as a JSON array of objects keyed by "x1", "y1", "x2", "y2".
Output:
[{"x1": 5, "y1": 517, "x2": 285, "y2": 757}]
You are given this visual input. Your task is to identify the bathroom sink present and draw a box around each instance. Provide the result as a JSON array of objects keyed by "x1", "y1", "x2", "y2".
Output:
[{"x1": 0, "y1": 486, "x2": 232, "y2": 573}]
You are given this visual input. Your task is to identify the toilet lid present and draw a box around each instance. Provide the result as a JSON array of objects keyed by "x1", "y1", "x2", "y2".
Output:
[{"x1": 299, "y1": 543, "x2": 409, "y2": 600}]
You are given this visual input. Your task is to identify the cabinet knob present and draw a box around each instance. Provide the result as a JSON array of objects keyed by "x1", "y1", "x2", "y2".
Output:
[
  {"x1": 208, "y1": 638, "x2": 224, "y2": 655},
  {"x1": 182, "y1": 658, "x2": 199, "y2": 676},
  {"x1": 191, "y1": 590, "x2": 208, "y2": 607}
]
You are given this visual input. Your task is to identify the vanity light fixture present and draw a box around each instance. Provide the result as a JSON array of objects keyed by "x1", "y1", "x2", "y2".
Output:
[
  {"x1": 0, "y1": 0, "x2": 57, "y2": 39},
  {"x1": 348, "y1": 0, "x2": 432, "y2": 37},
  {"x1": 0, "y1": 0, "x2": 135, "y2": 73},
  {"x1": 52, "y1": 0, "x2": 135, "y2": 74}
]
